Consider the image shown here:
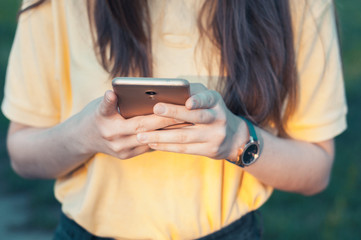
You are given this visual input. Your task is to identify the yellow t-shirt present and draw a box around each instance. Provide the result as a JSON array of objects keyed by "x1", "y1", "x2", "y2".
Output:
[{"x1": 2, "y1": 0, "x2": 347, "y2": 239}]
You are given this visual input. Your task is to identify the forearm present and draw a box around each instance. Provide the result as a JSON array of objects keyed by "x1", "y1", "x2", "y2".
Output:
[
  {"x1": 239, "y1": 125, "x2": 334, "y2": 196},
  {"x1": 138, "y1": 85, "x2": 336, "y2": 196},
  {"x1": 7, "y1": 113, "x2": 94, "y2": 179},
  {"x1": 7, "y1": 91, "x2": 180, "y2": 179}
]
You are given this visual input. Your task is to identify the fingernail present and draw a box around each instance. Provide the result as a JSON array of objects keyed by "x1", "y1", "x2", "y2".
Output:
[
  {"x1": 192, "y1": 99, "x2": 198, "y2": 108},
  {"x1": 154, "y1": 104, "x2": 166, "y2": 115},
  {"x1": 105, "y1": 93, "x2": 111, "y2": 103},
  {"x1": 187, "y1": 98, "x2": 197, "y2": 109},
  {"x1": 105, "y1": 90, "x2": 114, "y2": 103},
  {"x1": 137, "y1": 133, "x2": 147, "y2": 142}
]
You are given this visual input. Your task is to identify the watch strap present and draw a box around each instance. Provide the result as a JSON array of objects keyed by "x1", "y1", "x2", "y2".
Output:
[{"x1": 239, "y1": 116, "x2": 258, "y2": 142}]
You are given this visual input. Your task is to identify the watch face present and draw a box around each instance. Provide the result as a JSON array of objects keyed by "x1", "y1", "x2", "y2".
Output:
[{"x1": 242, "y1": 143, "x2": 259, "y2": 165}]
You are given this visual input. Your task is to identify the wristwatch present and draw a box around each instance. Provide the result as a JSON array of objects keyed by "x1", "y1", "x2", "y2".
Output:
[{"x1": 227, "y1": 116, "x2": 261, "y2": 167}]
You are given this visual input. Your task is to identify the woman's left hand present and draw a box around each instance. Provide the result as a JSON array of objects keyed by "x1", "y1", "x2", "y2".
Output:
[{"x1": 136, "y1": 84, "x2": 246, "y2": 160}]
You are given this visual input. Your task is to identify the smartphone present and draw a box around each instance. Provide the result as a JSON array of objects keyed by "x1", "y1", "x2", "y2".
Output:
[{"x1": 112, "y1": 77, "x2": 190, "y2": 119}]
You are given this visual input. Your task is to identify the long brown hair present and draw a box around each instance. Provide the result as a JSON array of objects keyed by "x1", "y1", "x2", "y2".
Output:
[{"x1": 20, "y1": 0, "x2": 297, "y2": 136}]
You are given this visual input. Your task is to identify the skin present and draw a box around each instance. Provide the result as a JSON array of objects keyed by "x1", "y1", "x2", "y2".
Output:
[
  {"x1": 7, "y1": 91, "x2": 180, "y2": 178},
  {"x1": 7, "y1": 84, "x2": 334, "y2": 196}
]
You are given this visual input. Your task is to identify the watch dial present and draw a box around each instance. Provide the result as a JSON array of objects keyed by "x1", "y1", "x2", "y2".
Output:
[{"x1": 243, "y1": 144, "x2": 259, "y2": 165}]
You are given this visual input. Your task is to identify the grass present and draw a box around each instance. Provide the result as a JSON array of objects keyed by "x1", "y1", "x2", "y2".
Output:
[{"x1": 0, "y1": 0, "x2": 360, "y2": 238}]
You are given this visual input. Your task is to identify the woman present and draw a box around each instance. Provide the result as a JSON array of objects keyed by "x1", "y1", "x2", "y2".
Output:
[{"x1": 2, "y1": 0, "x2": 347, "y2": 239}]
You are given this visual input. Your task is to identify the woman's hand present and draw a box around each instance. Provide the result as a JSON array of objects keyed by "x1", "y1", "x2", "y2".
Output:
[
  {"x1": 135, "y1": 84, "x2": 246, "y2": 160},
  {"x1": 134, "y1": 84, "x2": 336, "y2": 195},
  {"x1": 82, "y1": 90, "x2": 183, "y2": 160},
  {"x1": 7, "y1": 90, "x2": 180, "y2": 178}
]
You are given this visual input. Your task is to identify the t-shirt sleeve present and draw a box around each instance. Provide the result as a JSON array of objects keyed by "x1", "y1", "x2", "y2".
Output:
[
  {"x1": 1, "y1": 0, "x2": 61, "y2": 127},
  {"x1": 286, "y1": 0, "x2": 347, "y2": 142}
]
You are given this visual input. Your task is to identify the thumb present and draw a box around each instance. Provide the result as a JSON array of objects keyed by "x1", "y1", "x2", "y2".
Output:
[
  {"x1": 186, "y1": 83, "x2": 208, "y2": 109},
  {"x1": 99, "y1": 90, "x2": 118, "y2": 116},
  {"x1": 190, "y1": 83, "x2": 207, "y2": 95}
]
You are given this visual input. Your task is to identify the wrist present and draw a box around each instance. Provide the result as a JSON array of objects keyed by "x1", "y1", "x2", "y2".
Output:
[
  {"x1": 227, "y1": 116, "x2": 263, "y2": 167},
  {"x1": 227, "y1": 117, "x2": 249, "y2": 162},
  {"x1": 67, "y1": 110, "x2": 98, "y2": 157}
]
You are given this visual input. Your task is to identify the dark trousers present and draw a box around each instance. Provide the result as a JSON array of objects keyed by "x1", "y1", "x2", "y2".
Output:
[{"x1": 53, "y1": 211, "x2": 262, "y2": 240}]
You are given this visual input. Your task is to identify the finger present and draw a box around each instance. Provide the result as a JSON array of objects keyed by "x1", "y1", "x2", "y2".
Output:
[
  {"x1": 190, "y1": 83, "x2": 207, "y2": 95},
  {"x1": 136, "y1": 128, "x2": 207, "y2": 144},
  {"x1": 104, "y1": 134, "x2": 145, "y2": 149},
  {"x1": 99, "y1": 90, "x2": 119, "y2": 117},
  {"x1": 186, "y1": 90, "x2": 220, "y2": 110},
  {"x1": 127, "y1": 145, "x2": 152, "y2": 158},
  {"x1": 153, "y1": 103, "x2": 217, "y2": 124},
  {"x1": 147, "y1": 143, "x2": 218, "y2": 158},
  {"x1": 115, "y1": 145, "x2": 151, "y2": 160},
  {"x1": 123, "y1": 114, "x2": 183, "y2": 134}
]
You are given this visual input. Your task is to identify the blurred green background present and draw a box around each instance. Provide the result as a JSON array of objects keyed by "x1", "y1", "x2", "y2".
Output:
[{"x1": 0, "y1": 0, "x2": 360, "y2": 239}]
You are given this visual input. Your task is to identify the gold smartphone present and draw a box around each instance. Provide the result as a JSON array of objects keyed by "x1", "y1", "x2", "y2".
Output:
[{"x1": 112, "y1": 77, "x2": 190, "y2": 119}]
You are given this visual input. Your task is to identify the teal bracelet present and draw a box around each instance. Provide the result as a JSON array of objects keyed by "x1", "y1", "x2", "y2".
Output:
[
  {"x1": 239, "y1": 116, "x2": 258, "y2": 142},
  {"x1": 225, "y1": 116, "x2": 261, "y2": 167}
]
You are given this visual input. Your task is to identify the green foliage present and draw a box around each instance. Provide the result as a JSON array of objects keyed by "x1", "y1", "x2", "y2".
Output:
[
  {"x1": 261, "y1": 0, "x2": 361, "y2": 239},
  {"x1": 0, "y1": 0, "x2": 21, "y2": 131},
  {"x1": 0, "y1": 1, "x2": 59, "y2": 232}
]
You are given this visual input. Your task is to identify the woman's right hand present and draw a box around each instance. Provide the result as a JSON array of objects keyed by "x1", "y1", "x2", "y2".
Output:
[{"x1": 81, "y1": 90, "x2": 180, "y2": 159}]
